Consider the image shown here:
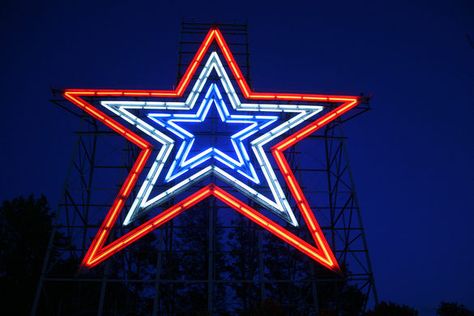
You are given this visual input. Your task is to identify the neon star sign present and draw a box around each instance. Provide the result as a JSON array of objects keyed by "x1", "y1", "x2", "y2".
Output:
[{"x1": 64, "y1": 27, "x2": 360, "y2": 272}]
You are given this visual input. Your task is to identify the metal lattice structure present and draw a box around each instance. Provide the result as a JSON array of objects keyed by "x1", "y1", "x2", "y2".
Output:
[{"x1": 32, "y1": 22, "x2": 377, "y2": 315}]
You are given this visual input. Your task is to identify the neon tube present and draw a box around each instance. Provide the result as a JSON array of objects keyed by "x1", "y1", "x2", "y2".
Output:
[{"x1": 64, "y1": 26, "x2": 358, "y2": 272}]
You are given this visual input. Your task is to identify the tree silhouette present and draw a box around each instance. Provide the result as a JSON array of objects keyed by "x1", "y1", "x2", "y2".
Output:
[
  {"x1": 437, "y1": 302, "x2": 474, "y2": 316},
  {"x1": 366, "y1": 301, "x2": 418, "y2": 316},
  {"x1": 226, "y1": 213, "x2": 367, "y2": 315},
  {"x1": 226, "y1": 215, "x2": 260, "y2": 313},
  {"x1": 0, "y1": 195, "x2": 54, "y2": 315},
  {"x1": 0, "y1": 195, "x2": 149, "y2": 315},
  {"x1": 5, "y1": 195, "x2": 469, "y2": 315},
  {"x1": 242, "y1": 298, "x2": 286, "y2": 316},
  {"x1": 157, "y1": 198, "x2": 229, "y2": 315}
]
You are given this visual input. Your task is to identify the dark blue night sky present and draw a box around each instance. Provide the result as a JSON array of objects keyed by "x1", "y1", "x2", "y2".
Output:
[{"x1": 1, "y1": 0, "x2": 473, "y2": 314}]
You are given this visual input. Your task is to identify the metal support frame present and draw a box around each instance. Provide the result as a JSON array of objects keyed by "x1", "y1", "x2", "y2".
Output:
[{"x1": 32, "y1": 21, "x2": 377, "y2": 315}]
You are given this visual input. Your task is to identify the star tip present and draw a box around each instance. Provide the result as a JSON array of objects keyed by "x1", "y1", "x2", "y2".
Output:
[
  {"x1": 331, "y1": 262, "x2": 343, "y2": 275},
  {"x1": 79, "y1": 259, "x2": 92, "y2": 271}
]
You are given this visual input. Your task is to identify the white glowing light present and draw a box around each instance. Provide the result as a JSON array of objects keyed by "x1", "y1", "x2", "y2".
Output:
[{"x1": 101, "y1": 52, "x2": 324, "y2": 227}]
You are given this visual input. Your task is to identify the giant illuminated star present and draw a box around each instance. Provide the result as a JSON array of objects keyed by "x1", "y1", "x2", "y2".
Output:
[{"x1": 64, "y1": 27, "x2": 361, "y2": 272}]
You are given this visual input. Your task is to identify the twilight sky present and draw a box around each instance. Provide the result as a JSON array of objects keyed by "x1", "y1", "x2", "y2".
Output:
[{"x1": 0, "y1": 0, "x2": 473, "y2": 314}]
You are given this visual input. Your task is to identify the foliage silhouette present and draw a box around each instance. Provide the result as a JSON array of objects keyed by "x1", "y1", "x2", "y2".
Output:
[
  {"x1": 0, "y1": 195, "x2": 149, "y2": 315},
  {"x1": 437, "y1": 302, "x2": 474, "y2": 316},
  {"x1": 5, "y1": 195, "x2": 469, "y2": 315},
  {"x1": 0, "y1": 195, "x2": 53, "y2": 315},
  {"x1": 365, "y1": 301, "x2": 418, "y2": 316}
]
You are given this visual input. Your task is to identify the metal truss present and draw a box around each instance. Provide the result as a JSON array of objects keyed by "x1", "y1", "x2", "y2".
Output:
[{"x1": 31, "y1": 22, "x2": 377, "y2": 316}]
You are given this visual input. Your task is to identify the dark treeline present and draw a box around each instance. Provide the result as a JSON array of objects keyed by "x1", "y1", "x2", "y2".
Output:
[{"x1": 1, "y1": 195, "x2": 473, "y2": 316}]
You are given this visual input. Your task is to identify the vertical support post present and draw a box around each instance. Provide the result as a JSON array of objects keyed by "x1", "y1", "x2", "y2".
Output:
[
  {"x1": 30, "y1": 227, "x2": 56, "y2": 315},
  {"x1": 258, "y1": 230, "x2": 265, "y2": 301},
  {"x1": 97, "y1": 261, "x2": 110, "y2": 316},
  {"x1": 324, "y1": 125, "x2": 337, "y2": 252},
  {"x1": 310, "y1": 264, "x2": 320, "y2": 315},
  {"x1": 152, "y1": 229, "x2": 164, "y2": 315},
  {"x1": 84, "y1": 124, "x2": 98, "y2": 245},
  {"x1": 208, "y1": 198, "x2": 215, "y2": 314},
  {"x1": 341, "y1": 133, "x2": 379, "y2": 306}
]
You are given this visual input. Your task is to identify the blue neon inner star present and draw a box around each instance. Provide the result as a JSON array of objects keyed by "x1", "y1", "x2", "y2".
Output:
[{"x1": 148, "y1": 83, "x2": 277, "y2": 184}]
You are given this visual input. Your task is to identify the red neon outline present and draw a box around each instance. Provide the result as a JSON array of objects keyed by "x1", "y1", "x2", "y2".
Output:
[{"x1": 64, "y1": 27, "x2": 360, "y2": 272}]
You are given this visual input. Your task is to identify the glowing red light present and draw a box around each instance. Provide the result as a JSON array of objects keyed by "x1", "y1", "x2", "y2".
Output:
[{"x1": 64, "y1": 26, "x2": 360, "y2": 272}]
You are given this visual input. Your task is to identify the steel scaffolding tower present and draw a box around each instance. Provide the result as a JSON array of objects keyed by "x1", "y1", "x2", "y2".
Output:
[{"x1": 32, "y1": 22, "x2": 377, "y2": 315}]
